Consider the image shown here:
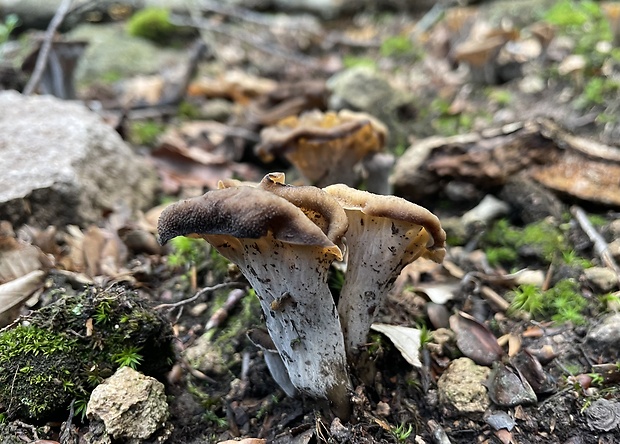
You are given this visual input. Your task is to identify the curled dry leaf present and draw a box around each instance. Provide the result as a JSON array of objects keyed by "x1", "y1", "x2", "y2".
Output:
[
  {"x1": 0, "y1": 270, "x2": 47, "y2": 327},
  {"x1": 449, "y1": 311, "x2": 504, "y2": 366},
  {"x1": 370, "y1": 323, "x2": 422, "y2": 368},
  {"x1": 188, "y1": 70, "x2": 277, "y2": 104},
  {"x1": 511, "y1": 349, "x2": 556, "y2": 395},
  {"x1": 0, "y1": 224, "x2": 51, "y2": 283}
]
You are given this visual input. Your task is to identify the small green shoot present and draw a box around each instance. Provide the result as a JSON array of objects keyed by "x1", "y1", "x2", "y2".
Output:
[
  {"x1": 0, "y1": 14, "x2": 19, "y2": 45},
  {"x1": 509, "y1": 279, "x2": 587, "y2": 324},
  {"x1": 390, "y1": 422, "x2": 414, "y2": 443},
  {"x1": 112, "y1": 346, "x2": 143, "y2": 370},
  {"x1": 509, "y1": 284, "x2": 545, "y2": 317},
  {"x1": 203, "y1": 408, "x2": 228, "y2": 428},
  {"x1": 562, "y1": 250, "x2": 592, "y2": 268},
  {"x1": 417, "y1": 323, "x2": 433, "y2": 347},
  {"x1": 74, "y1": 397, "x2": 89, "y2": 421}
]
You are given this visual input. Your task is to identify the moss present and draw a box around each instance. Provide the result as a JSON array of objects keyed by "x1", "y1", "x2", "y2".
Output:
[
  {"x1": 126, "y1": 8, "x2": 179, "y2": 45},
  {"x1": 483, "y1": 218, "x2": 571, "y2": 266},
  {"x1": 342, "y1": 55, "x2": 377, "y2": 70},
  {"x1": 509, "y1": 279, "x2": 587, "y2": 324},
  {"x1": 0, "y1": 286, "x2": 174, "y2": 421},
  {"x1": 128, "y1": 120, "x2": 166, "y2": 146},
  {"x1": 380, "y1": 35, "x2": 416, "y2": 58}
]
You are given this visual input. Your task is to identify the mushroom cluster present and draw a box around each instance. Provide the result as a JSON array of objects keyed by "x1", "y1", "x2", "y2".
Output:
[{"x1": 158, "y1": 173, "x2": 445, "y2": 419}]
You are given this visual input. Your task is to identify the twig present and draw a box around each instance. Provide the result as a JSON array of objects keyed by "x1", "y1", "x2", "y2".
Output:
[
  {"x1": 23, "y1": 0, "x2": 73, "y2": 95},
  {"x1": 200, "y1": 0, "x2": 318, "y2": 33},
  {"x1": 571, "y1": 205, "x2": 620, "y2": 280},
  {"x1": 205, "y1": 288, "x2": 247, "y2": 330},
  {"x1": 443, "y1": 260, "x2": 511, "y2": 312},
  {"x1": 153, "y1": 282, "x2": 242, "y2": 311},
  {"x1": 170, "y1": 14, "x2": 318, "y2": 67}
]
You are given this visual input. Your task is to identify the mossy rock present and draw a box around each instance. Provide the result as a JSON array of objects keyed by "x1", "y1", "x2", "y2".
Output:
[{"x1": 0, "y1": 286, "x2": 174, "y2": 421}]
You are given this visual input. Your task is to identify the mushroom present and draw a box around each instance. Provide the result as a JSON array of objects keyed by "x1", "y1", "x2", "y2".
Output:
[
  {"x1": 323, "y1": 184, "x2": 446, "y2": 360},
  {"x1": 255, "y1": 109, "x2": 387, "y2": 188},
  {"x1": 158, "y1": 184, "x2": 352, "y2": 419},
  {"x1": 247, "y1": 328, "x2": 299, "y2": 398}
]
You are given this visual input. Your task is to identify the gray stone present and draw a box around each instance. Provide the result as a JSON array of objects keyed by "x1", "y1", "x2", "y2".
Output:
[
  {"x1": 87, "y1": 366, "x2": 169, "y2": 441},
  {"x1": 587, "y1": 313, "x2": 620, "y2": 346},
  {"x1": 437, "y1": 357, "x2": 491, "y2": 413},
  {"x1": 327, "y1": 67, "x2": 414, "y2": 147},
  {"x1": 584, "y1": 267, "x2": 619, "y2": 293},
  {"x1": 67, "y1": 23, "x2": 185, "y2": 87},
  {"x1": 0, "y1": 91, "x2": 157, "y2": 227},
  {"x1": 609, "y1": 239, "x2": 620, "y2": 262}
]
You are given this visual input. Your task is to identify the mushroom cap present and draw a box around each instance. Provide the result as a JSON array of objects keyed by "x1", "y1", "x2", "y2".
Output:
[
  {"x1": 255, "y1": 110, "x2": 387, "y2": 186},
  {"x1": 258, "y1": 173, "x2": 349, "y2": 246},
  {"x1": 453, "y1": 35, "x2": 508, "y2": 66},
  {"x1": 323, "y1": 184, "x2": 446, "y2": 262},
  {"x1": 158, "y1": 186, "x2": 343, "y2": 260}
]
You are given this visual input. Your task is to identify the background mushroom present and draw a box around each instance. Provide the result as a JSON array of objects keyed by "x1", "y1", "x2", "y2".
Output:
[
  {"x1": 158, "y1": 184, "x2": 352, "y2": 419},
  {"x1": 255, "y1": 109, "x2": 387, "y2": 188},
  {"x1": 324, "y1": 184, "x2": 446, "y2": 361}
]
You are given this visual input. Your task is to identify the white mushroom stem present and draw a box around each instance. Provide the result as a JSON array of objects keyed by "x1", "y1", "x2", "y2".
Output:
[
  {"x1": 206, "y1": 234, "x2": 351, "y2": 419},
  {"x1": 324, "y1": 185, "x2": 445, "y2": 361},
  {"x1": 337, "y1": 215, "x2": 431, "y2": 358}
]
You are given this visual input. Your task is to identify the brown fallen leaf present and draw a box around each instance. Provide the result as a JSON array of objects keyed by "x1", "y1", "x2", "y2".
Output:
[
  {"x1": 0, "y1": 222, "x2": 52, "y2": 283},
  {"x1": 449, "y1": 311, "x2": 504, "y2": 365},
  {"x1": 0, "y1": 270, "x2": 47, "y2": 327}
]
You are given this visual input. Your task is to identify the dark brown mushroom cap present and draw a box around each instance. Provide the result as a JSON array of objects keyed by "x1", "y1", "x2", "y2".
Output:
[
  {"x1": 323, "y1": 184, "x2": 446, "y2": 262},
  {"x1": 157, "y1": 186, "x2": 343, "y2": 259},
  {"x1": 258, "y1": 173, "x2": 349, "y2": 246}
]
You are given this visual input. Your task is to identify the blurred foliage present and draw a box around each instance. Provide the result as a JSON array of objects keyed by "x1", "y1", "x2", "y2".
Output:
[
  {"x1": 380, "y1": 35, "x2": 414, "y2": 57},
  {"x1": 127, "y1": 8, "x2": 180, "y2": 44},
  {"x1": 128, "y1": 120, "x2": 166, "y2": 146},
  {"x1": 0, "y1": 14, "x2": 19, "y2": 45}
]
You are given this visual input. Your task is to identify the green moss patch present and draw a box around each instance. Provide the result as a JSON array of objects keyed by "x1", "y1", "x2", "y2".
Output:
[{"x1": 0, "y1": 286, "x2": 174, "y2": 421}]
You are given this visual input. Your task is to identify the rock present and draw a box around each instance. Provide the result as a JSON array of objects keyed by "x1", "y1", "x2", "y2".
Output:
[
  {"x1": 609, "y1": 239, "x2": 620, "y2": 262},
  {"x1": 86, "y1": 366, "x2": 169, "y2": 442},
  {"x1": 584, "y1": 267, "x2": 619, "y2": 292},
  {"x1": 327, "y1": 67, "x2": 414, "y2": 147},
  {"x1": 0, "y1": 91, "x2": 157, "y2": 227},
  {"x1": 587, "y1": 313, "x2": 620, "y2": 347},
  {"x1": 461, "y1": 195, "x2": 510, "y2": 229},
  {"x1": 437, "y1": 357, "x2": 491, "y2": 413},
  {"x1": 585, "y1": 398, "x2": 620, "y2": 432},
  {"x1": 67, "y1": 23, "x2": 185, "y2": 87}
]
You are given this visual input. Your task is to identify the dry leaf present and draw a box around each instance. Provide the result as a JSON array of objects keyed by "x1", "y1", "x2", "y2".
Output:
[
  {"x1": 415, "y1": 280, "x2": 459, "y2": 305},
  {"x1": 0, "y1": 227, "x2": 50, "y2": 283},
  {"x1": 449, "y1": 311, "x2": 504, "y2": 365},
  {"x1": 0, "y1": 270, "x2": 47, "y2": 327},
  {"x1": 370, "y1": 323, "x2": 422, "y2": 368}
]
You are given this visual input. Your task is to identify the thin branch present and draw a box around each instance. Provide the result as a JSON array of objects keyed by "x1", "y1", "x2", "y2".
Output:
[
  {"x1": 23, "y1": 0, "x2": 73, "y2": 95},
  {"x1": 170, "y1": 14, "x2": 318, "y2": 68},
  {"x1": 153, "y1": 282, "x2": 243, "y2": 311},
  {"x1": 571, "y1": 205, "x2": 620, "y2": 280}
]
